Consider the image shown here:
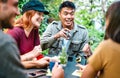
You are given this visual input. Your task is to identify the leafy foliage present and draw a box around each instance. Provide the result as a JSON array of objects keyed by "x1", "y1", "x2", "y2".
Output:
[
  {"x1": 74, "y1": 1, "x2": 105, "y2": 51},
  {"x1": 39, "y1": 0, "x2": 62, "y2": 35},
  {"x1": 74, "y1": 0, "x2": 113, "y2": 51},
  {"x1": 18, "y1": 0, "x2": 29, "y2": 13}
]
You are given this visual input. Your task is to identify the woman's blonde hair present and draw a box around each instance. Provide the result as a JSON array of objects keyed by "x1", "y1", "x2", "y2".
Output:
[{"x1": 14, "y1": 10, "x2": 37, "y2": 29}]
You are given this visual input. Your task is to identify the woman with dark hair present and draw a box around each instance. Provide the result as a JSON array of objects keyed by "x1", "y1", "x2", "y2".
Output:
[
  {"x1": 7, "y1": 0, "x2": 50, "y2": 68},
  {"x1": 81, "y1": 1, "x2": 120, "y2": 78}
]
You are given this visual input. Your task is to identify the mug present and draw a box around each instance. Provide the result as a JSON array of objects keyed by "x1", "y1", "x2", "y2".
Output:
[{"x1": 49, "y1": 61, "x2": 55, "y2": 71}]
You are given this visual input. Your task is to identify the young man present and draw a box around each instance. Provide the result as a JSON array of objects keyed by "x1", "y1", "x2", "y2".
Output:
[
  {"x1": 41, "y1": 1, "x2": 91, "y2": 59},
  {"x1": 0, "y1": 0, "x2": 27, "y2": 78}
]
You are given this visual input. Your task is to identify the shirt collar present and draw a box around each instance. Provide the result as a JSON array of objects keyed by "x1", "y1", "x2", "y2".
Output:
[{"x1": 57, "y1": 21, "x2": 78, "y2": 33}]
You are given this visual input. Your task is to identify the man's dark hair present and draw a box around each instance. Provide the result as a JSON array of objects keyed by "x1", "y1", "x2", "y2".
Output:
[
  {"x1": 0, "y1": 0, "x2": 7, "y2": 3},
  {"x1": 59, "y1": 1, "x2": 76, "y2": 12},
  {"x1": 105, "y1": 1, "x2": 120, "y2": 43}
]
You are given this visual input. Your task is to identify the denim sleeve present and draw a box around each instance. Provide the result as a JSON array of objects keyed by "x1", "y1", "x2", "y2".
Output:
[{"x1": 40, "y1": 23, "x2": 57, "y2": 50}]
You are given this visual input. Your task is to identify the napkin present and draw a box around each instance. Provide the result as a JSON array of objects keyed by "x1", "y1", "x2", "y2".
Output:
[
  {"x1": 72, "y1": 69, "x2": 82, "y2": 77},
  {"x1": 46, "y1": 69, "x2": 52, "y2": 76}
]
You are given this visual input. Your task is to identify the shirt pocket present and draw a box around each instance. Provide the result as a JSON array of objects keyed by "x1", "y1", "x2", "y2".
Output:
[{"x1": 70, "y1": 40, "x2": 83, "y2": 52}]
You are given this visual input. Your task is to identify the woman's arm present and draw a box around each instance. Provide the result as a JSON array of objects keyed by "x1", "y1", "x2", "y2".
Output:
[
  {"x1": 81, "y1": 64, "x2": 98, "y2": 78},
  {"x1": 21, "y1": 57, "x2": 50, "y2": 69},
  {"x1": 21, "y1": 45, "x2": 42, "y2": 61},
  {"x1": 21, "y1": 60, "x2": 38, "y2": 68}
]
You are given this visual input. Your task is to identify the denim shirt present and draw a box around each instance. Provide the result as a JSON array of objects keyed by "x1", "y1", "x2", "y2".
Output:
[{"x1": 41, "y1": 21, "x2": 89, "y2": 56}]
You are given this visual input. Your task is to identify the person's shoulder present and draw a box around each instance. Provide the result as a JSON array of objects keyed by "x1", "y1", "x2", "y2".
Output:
[
  {"x1": 51, "y1": 21, "x2": 59, "y2": 25},
  {"x1": 75, "y1": 24, "x2": 88, "y2": 33},
  {"x1": 76, "y1": 24, "x2": 87, "y2": 29},
  {"x1": 95, "y1": 39, "x2": 111, "y2": 52},
  {"x1": 47, "y1": 21, "x2": 60, "y2": 29},
  {"x1": 0, "y1": 33, "x2": 20, "y2": 54},
  {"x1": 11, "y1": 26, "x2": 23, "y2": 32},
  {"x1": 7, "y1": 26, "x2": 23, "y2": 35},
  {"x1": 100, "y1": 39, "x2": 119, "y2": 47},
  {"x1": 99, "y1": 39, "x2": 111, "y2": 46},
  {"x1": 0, "y1": 32, "x2": 15, "y2": 47}
]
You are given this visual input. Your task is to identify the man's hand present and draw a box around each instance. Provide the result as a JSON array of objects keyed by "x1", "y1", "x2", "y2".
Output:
[
  {"x1": 54, "y1": 28, "x2": 70, "y2": 39},
  {"x1": 52, "y1": 62, "x2": 64, "y2": 78},
  {"x1": 82, "y1": 44, "x2": 92, "y2": 56}
]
